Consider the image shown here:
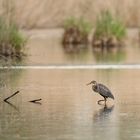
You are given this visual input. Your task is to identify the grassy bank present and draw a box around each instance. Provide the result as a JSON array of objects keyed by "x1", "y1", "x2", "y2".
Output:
[{"x1": 0, "y1": 18, "x2": 26, "y2": 57}]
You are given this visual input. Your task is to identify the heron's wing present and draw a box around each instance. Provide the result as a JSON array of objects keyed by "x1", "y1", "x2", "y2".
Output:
[{"x1": 98, "y1": 83, "x2": 114, "y2": 99}]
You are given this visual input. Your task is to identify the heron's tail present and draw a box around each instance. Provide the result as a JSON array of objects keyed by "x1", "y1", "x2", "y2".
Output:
[{"x1": 110, "y1": 94, "x2": 115, "y2": 100}]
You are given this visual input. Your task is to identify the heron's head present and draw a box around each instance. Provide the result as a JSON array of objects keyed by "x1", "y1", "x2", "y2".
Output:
[{"x1": 86, "y1": 80, "x2": 97, "y2": 86}]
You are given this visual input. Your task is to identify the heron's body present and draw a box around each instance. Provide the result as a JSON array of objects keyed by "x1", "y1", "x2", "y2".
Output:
[
  {"x1": 93, "y1": 83, "x2": 114, "y2": 99},
  {"x1": 87, "y1": 80, "x2": 114, "y2": 104}
]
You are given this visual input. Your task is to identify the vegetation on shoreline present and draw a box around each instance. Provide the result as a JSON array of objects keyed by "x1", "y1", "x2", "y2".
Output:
[
  {"x1": 0, "y1": 18, "x2": 26, "y2": 58},
  {"x1": 92, "y1": 10, "x2": 126, "y2": 49},
  {"x1": 62, "y1": 17, "x2": 92, "y2": 44}
]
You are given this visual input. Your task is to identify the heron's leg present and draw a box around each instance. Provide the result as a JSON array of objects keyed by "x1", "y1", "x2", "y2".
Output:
[
  {"x1": 97, "y1": 99, "x2": 105, "y2": 105},
  {"x1": 104, "y1": 97, "x2": 107, "y2": 105}
]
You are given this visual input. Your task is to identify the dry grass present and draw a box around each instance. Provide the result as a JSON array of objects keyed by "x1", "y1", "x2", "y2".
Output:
[{"x1": 0, "y1": 0, "x2": 140, "y2": 28}]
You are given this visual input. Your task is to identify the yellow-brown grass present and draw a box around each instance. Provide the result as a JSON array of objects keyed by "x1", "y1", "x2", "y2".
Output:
[{"x1": 0, "y1": 0, "x2": 140, "y2": 28}]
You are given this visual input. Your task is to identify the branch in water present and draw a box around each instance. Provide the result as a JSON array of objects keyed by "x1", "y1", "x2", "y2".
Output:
[
  {"x1": 4, "y1": 91, "x2": 20, "y2": 102},
  {"x1": 29, "y1": 99, "x2": 42, "y2": 103}
]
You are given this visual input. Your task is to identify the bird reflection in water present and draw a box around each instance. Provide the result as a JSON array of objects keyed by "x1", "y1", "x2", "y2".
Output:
[{"x1": 93, "y1": 104, "x2": 114, "y2": 121}]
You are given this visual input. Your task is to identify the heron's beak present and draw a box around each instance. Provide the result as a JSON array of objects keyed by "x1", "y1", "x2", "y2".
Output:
[{"x1": 86, "y1": 82, "x2": 91, "y2": 86}]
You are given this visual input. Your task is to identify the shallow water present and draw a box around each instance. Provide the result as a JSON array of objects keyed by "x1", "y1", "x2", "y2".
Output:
[
  {"x1": 0, "y1": 29, "x2": 140, "y2": 66},
  {"x1": 0, "y1": 29, "x2": 140, "y2": 139},
  {"x1": 23, "y1": 29, "x2": 140, "y2": 66},
  {"x1": 0, "y1": 69, "x2": 140, "y2": 140}
]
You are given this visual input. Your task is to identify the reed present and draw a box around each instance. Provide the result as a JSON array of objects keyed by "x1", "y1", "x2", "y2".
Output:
[
  {"x1": 94, "y1": 10, "x2": 126, "y2": 40},
  {"x1": 0, "y1": 0, "x2": 139, "y2": 28},
  {"x1": 0, "y1": 17, "x2": 26, "y2": 57},
  {"x1": 63, "y1": 17, "x2": 92, "y2": 44},
  {"x1": 92, "y1": 10, "x2": 126, "y2": 48}
]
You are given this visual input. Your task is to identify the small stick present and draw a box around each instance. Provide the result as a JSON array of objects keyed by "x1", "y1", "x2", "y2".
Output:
[
  {"x1": 29, "y1": 98, "x2": 42, "y2": 103},
  {"x1": 4, "y1": 91, "x2": 20, "y2": 102}
]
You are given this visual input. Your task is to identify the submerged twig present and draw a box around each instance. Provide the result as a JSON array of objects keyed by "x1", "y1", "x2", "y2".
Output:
[
  {"x1": 29, "y1": 98, "x2": 42, "y2": 103},
  {"x1": 30, "y1": 101, "x2": 42, "y2": 105},
  {"x1": 4, "y1": 91, "x2": 20, "y2": 102}
]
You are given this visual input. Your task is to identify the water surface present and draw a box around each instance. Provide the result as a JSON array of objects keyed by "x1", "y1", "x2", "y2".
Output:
[
  {"x1": 23, "y1": 29, "x2": 140, "y2": 66},
  {"x1": 0, "y1": 69, "x2": 140, "y2": 140}
]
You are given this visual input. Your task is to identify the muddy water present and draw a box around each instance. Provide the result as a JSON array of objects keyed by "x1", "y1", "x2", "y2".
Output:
[
  {"x1": 0, "y1": 29, "x2": 139, "y2": 66},
  {"x1": 0, "y1": 29, "x2": 140, "y2": 140},
  {"x1": 22, "y1": 29, "x2": 140, "y2": 66},
  {"x1": 0, "y1": 69, "x2": 140, "y2": 140}
]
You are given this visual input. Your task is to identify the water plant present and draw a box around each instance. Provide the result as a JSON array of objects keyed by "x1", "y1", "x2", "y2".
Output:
[
  {"x1": 93, "y1": 10, "x2": 126, "y2": 48},
  {"x1": 63, "y1": 16, "x2": 92, "y2": 44},
  {"x1": 0, "y1": 17, "x2": 26, "y2": 57}
]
